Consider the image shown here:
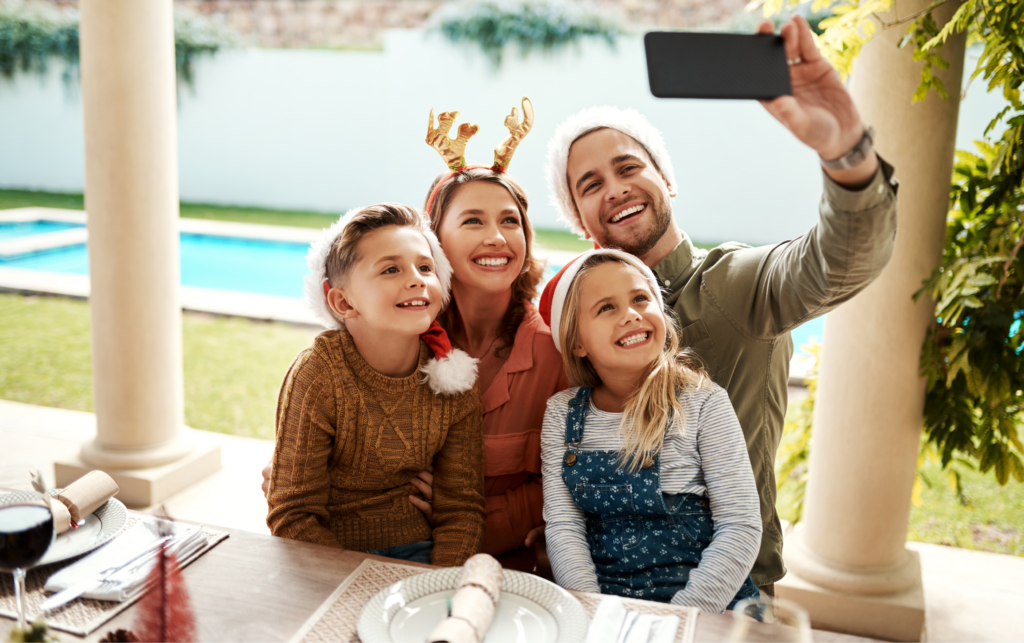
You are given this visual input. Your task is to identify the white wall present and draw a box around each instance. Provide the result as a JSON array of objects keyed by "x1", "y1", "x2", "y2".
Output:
[{"x1": 0, "y1": 32, "x2": 1008, "y2": 245}]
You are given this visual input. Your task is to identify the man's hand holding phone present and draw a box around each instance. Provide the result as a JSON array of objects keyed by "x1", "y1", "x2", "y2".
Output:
[{"x1": 757, "y1": 15, "x2": 879, "y2": 188}]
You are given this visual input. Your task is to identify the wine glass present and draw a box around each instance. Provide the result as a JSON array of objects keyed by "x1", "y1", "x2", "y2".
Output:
[
  {"x1": 0, "y1": 465, "x2": 56, "y2": 633},
  {"x1": 728, "y1": 596, "x2": 813, "y2": 643}
]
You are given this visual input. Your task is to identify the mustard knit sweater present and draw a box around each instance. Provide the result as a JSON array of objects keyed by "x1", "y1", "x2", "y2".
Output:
[{"x1": 266, "y1": 328, "x2": 485, "y2": 566}]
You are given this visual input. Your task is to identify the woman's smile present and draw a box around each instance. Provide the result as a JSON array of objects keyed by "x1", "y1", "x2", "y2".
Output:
[{"x1": 471, "y1": 252, "x2": 515, "y2": 271}]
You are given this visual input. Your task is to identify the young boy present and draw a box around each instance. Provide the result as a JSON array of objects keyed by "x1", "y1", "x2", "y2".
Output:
[{"x1": 266, "y1": 203, "x2": 485, "y2": 566}]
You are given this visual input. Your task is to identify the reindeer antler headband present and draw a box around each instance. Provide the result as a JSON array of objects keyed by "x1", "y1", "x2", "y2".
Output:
[{"x1": 425, "y1": 97, "x2": 534, "y2": 212}]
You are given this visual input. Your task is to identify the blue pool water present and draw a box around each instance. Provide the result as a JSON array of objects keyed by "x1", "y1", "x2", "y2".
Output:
[
  {"x1": 0, "y1": 233, "x2": 311, "y2": 298},
  {"x1": 0, "y1": 220, "x2": 83, "y2": 241}
]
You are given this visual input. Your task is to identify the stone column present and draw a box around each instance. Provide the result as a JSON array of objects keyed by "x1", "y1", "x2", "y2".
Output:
[
  {"x1": 56, "y1": 0, "x2": 220, "y2": 505},
  {"x1": 777, "y1": 1, "x2": 966, "y2": 640}
]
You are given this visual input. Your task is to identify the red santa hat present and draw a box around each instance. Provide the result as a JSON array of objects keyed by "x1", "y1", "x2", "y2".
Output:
[
  {"x1": 538, "y1": 249, "x2": 665, "y2": 353},
  {"x1": 544, "y1": 106, "x2": 677, "y2": 238},
  {"x1": 304, "y1": 208, "x2": 477, "y2": 395}
]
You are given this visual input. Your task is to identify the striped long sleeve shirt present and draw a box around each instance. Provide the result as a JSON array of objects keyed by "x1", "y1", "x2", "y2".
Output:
[{"x1": 540, "y1": 384, "x2": 762, "y2": 614}]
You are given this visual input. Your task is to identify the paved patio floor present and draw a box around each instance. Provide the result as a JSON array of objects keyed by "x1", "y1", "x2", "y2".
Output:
[{"x1": 3, "y1": 398, "x2": 1021, "y2": 641}]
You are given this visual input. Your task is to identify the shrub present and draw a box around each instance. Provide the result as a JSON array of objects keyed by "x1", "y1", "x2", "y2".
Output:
[
  {"x1": 0, "y1": 0, "x2": 234, "y2": 89},
  {"x1": 431, "y1": 0, "x2": 619, "y2": 65}
]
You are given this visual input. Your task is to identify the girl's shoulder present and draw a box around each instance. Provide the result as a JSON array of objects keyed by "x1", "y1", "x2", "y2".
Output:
[
  {"x1": 544, "y1": 386, "x2": 583, "y2": 417},
  {"x1": 675, "y1": 380, "x2": 730, "y2": 413}
]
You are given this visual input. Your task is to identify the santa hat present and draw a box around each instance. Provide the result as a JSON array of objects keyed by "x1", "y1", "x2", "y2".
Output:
[
  {"x1": 545, "y1": 106, "x2": 677, "y2": 238},
  {"x1": 303, "y1": 208, "x2": 477, "y2": 395},
  {"x1": 538, "y1": 249, "x2": 665, "y2": 353}
]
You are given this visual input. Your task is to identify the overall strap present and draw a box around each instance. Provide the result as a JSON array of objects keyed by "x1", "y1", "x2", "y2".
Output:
[{"x1": 563, "y1": 386, "x2": 592, "y2": 445}]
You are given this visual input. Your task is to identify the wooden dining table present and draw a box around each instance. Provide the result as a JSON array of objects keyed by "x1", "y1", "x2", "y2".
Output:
[{"x1": 1, "y1": 521, "x2": 878, "y2": 642}]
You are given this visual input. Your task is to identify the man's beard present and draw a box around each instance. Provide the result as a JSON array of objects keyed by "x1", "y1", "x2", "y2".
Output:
[{"x1": 593, "y1": 200, "x2": 673, "y2": 258}]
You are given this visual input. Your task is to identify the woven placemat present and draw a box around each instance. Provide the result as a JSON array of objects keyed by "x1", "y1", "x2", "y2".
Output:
[
  {"x1": 292, "y1": 558, "x2": 700, "y2": 643},
  {"x1": 0, "y1": 518, "x2": 229, "y2": 637}
]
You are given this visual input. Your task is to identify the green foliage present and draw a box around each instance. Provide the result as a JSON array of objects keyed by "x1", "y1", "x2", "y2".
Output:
[
  {"x1": 0, "y1": 0, "x2": 233, "y2": 89},
  {"x1": 0, "y1": 293, "x2": 313, "y2": 440},
  {"x1": 751, "y1": 0, "x2": 1024, "y2": 492},
  {"x1": 775, "y1": 344, "x2": 818, "y2": 525},
  {"x1": 432, "y1": 0, "x2": 618, "y2": 65}
]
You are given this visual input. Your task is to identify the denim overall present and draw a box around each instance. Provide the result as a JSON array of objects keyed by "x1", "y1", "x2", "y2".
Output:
[{"x1": 561, "y1": 387, "x2": 759, "y2": 607}]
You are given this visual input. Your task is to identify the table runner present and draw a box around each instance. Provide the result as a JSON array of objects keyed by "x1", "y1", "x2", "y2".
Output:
[
  {"x1": 292, "y1": 558, "x2": 700, "y2": 643},
  {"x1": 0, "y1": 516, "x2": 229, "y2": 637}
]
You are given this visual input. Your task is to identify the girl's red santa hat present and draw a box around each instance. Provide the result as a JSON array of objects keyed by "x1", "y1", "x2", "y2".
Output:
[
  {"x1": 303, "y1": 208, "x2": 477, "y2": 395},
  {"x1": 538, "y1": 249, "x2": 666, "y2": 353}
]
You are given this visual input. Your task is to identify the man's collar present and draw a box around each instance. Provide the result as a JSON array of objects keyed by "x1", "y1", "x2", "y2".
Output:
[{"x1": 652, "y1": 231, "x2": 698, "y2": 290}]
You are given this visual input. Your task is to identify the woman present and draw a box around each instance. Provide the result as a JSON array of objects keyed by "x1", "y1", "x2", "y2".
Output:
[{"x1": 414, "y1": 166, "x2": 570, "y2": 571}]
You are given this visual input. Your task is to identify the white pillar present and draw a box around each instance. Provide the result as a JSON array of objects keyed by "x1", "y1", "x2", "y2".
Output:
[
  {"x1": 56, "y1": 0, "x2": 220, "y2": 505},
  {"x1": 778, "y1": 2, "x2": 966, "y2": 640}
]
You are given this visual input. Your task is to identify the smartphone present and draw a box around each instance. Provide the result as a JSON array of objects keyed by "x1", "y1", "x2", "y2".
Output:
[{"x1": 644, "y1": 32, "x2": 792, "y2": 100}]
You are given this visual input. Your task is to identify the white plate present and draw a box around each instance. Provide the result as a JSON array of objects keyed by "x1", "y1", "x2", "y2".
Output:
[
  {"x1": 358, "y1": 567, "x2": 589, "y2": 643},
  {"x1": 0, "y1": 490, "x2": 128, "y2": 566}
]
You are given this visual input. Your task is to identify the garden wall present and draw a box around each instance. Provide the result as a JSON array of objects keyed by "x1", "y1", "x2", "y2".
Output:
[
  {"x1": 46, "y1": 0, "x2": 748, "y2": 49},
  {"x1": 0, "y1": 31, "x2": 1005, "y2": 243}
]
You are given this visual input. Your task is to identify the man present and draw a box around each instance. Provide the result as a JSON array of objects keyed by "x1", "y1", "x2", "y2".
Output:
[{"x1": 540, "y1": 15, "x2": 898, "y2": 594}]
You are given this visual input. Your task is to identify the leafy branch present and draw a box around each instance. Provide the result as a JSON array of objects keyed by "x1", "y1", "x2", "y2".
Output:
[{"x1": 755, "y1": 0, "x2": 1024, "y2": 503}]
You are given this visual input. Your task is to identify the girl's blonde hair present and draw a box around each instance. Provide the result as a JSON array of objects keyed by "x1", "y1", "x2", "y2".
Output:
[
  {"x1": 558, "y1": 251, "x2": 710, "y2": 472},
  {"x1": 425, "y1": 168, "x2": 545, "y2": 358}
]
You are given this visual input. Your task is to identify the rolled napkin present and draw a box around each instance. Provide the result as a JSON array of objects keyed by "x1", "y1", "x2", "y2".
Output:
[
  {"x1": 51, "y1": 500, "x2": 72, "y2": 535},
  {"x1": 56, "y1": 470, "x2": 119, "y2": 526},
  {"x1": 428, "y1": 553, "x2": 504, "y2": 643},
  {"x1": 45, "y1": 519, "x2": 206, "y2": 602}
]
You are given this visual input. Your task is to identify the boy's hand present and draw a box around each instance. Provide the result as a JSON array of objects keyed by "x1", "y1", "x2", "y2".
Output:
[
  {"x1": 409, "y1": 467, "x2": 436, "y2": 526},
  {"x1": 261, "y1": 459, "x2": 272, "y2": 497}
]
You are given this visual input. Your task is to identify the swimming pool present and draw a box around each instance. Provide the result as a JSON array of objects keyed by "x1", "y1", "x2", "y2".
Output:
[
  {"x1": 0, "y1": 228, "x2": 827, "y2": 348},
  {"x1": 0, "y1": 220, "x2": 83, "y2": 242},
  {"x1": 0, "y1": 233, "x2": 312, "y2": 298}
]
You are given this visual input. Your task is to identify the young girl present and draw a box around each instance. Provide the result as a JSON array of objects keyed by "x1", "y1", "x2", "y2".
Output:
[
  {"x1": 266, "y1": 203, "x2": 485, "y2": 566},
  {"x1": 540, "y1": 249, "x2": 761, "y2": 612}
]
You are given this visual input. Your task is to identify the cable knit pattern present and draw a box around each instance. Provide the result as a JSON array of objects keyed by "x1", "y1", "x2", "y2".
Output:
[{"x1": 267, "y1": 328, "x2": 485, "y2": 566}]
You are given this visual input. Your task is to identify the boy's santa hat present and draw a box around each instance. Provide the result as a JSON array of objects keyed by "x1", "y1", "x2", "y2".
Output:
[
  {"x1": 545, "y1": 106, "x2": 677, "y2": 238},
  {"x1": 538, "y1": 249, "x2": 665, "y2": 353},
  {"x1": 303, "y1": 208, "x2": 477, "y2": 395}
]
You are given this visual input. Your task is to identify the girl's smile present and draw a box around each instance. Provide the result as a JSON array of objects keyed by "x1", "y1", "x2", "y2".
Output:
[{"x1": 616, "y1": 329, "x2": 652, "y2": 348}]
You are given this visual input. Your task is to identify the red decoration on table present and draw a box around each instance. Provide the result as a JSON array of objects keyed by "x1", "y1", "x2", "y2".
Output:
[{"x1": 132, "y1": 524, "x2": 197, "y2": 642}]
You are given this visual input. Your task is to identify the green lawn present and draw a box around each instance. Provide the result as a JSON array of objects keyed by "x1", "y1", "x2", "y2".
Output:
[
  {"x1": 0, "y1": 294, "x2": 314, "y2": 440},
  {"x1": 2, "y1": 291, "x2": 1020, "y2": 556}
]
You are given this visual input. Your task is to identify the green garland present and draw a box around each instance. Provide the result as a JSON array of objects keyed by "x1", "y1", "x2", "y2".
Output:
[
  {"x1": 0, "y1": 1, "x2": 233, "y2": 88},
  {"x1": 432, "y1": 0, "x2": 618, "y2": 65}
]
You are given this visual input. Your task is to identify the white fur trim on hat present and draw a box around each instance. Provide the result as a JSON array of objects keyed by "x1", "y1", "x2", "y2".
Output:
[
  {"x1": 303, "y1": 206, "x2": 454, "y2": 330},
  {"x1": 549, "y1": 249, "x2": 665, "y2": 353},
  {"x1": 545, "y1": 106, "x2": 677, "y2": 237},
  {"x1": 421, "y1": 348, "x2": 479, "y2": 396}
]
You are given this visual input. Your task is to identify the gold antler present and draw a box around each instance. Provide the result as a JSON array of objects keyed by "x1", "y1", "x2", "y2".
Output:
[
  {"x1": 492, "y1": 97, "x2": 534, "y2": 171},
  {"x1": 426, "y1": 109, "x2": 480, "y2": 172}
]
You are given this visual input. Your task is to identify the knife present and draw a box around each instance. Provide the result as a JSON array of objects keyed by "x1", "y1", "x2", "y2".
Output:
[{"x1": 40, "y1": 534, "x2": 172, "y2": 612}]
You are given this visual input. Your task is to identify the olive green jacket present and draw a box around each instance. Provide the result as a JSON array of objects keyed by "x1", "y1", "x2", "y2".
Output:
[{"x1": 652, "y1": 160, "x2": 899, "y2": 586}]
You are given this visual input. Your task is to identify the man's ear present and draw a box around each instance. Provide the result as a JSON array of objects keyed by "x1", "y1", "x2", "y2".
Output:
[
  {"x1": 327, "y1": 287, "x2": 358, "y2": 319},
  {"x1": 662, "y1": 173, "x2": 677, "y2": 198}
]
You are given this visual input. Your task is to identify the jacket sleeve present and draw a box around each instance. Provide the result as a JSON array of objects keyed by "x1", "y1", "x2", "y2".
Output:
[
  {"x1": 704, "y1": 158, "x2": 899, "y2": 339},
  {"x1": 266, "y1": 349, "x2": 342, "y2": 548},
  {"x1": 430, "y1": 392, "x2": 487, "y2": 566}
]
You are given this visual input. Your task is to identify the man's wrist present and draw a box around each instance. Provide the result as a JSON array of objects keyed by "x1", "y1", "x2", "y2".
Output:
[{"x1": 823, "y1": 151, "x2": 880, "y2": 190}]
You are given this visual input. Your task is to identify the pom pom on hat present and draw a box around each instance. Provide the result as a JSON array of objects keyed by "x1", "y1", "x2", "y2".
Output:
[
  {"x1": 303, "y1": 208, "x2": 475, "y2": 395},
  {"x1": 545, "y1": 106, "x2": 676, "y2": 238},
  {"x1": 539, "y1": 249, "x2": 664, "y2": 353}
]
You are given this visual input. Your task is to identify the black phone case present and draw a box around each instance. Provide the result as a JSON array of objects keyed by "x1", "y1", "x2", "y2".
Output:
[{"x1": 644, "y1": 31, "x2": 792, "y2": 100}]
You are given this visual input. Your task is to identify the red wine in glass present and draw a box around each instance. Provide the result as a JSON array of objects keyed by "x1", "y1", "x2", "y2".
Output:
[
  {"x1": 0, "y1": 504, "x2": 55, "y2": 570},
  {"x1": 0, "y1": 502, "x2": 55, "y2": 631}
]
